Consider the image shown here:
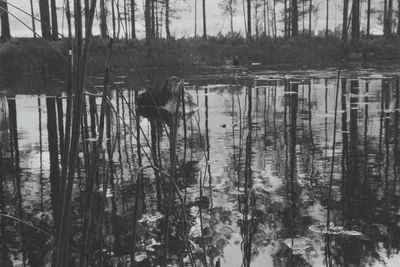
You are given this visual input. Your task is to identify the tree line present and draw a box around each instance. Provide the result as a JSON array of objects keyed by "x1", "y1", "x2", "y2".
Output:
[{"x1": 1, "y1": 0, "x2": 400, "y2": 42}]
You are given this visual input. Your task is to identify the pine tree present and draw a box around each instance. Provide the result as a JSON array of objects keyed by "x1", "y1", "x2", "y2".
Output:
[
  {"x1": 342, "y1": 0, "x2": 349, "y2": 39},
  {"x1": 131, "y1": 0, "x2": 136, "y2": 39},
  {"x1": 351, "y1": 0, "x2": 360, "y2": 40},
  {"x1": 247, "y1": 0, "x2": 251, "y2": 37},
  {"x1": 203, "y1": 0, "x2": 207, "y2": 38},
  {"x1": 292, "y1": 0, "x2": 298, "y2": 36},
  {"x1": 366, "y1": 0, "x2": 371, "y2": 37},
  {"x1": 100, "y1": 0, "x2": 107, "y2": 38},
  {"x1": 39, "y1": 0, "x2": 52, "y2": 40},
  {"x1": 50, "y1": 0, "x2": 58, "y2": 39},
  {"x1": 166, "y1": 0, "x2": 171, "y2": 38}
]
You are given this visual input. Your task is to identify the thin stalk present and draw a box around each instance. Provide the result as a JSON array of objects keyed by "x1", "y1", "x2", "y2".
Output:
[
  {"x1": 52, "y1": 1, "x2": 98, "y2": 265},
  {"x1": 393, "y1": 79, "x2": 399, "y2": 198},
  {"x1": 56, "y1": 96, "x2": 65, "y2": 158},
  {"x1": 53, "y1": 0, "x2": 73, "y2": 262},
  {"x1": 79, "y1": 38, "x2": 113, "y2": 267},
  {"x1": 29, "y1": 0, "x2": 35, "y2": 37},
  {"x1": 326, "y1": 68, "x2": 341, "y2": 228},
  {"x1": 199, "y1": 171, "x2": 208, "y2": 266},
  {"x1": 163, "y1": 87, "x2": 183, "y2": 266},
  {"x1": 326, "y1": 8, "x2": 351, "y2": 229},
  {"x1": 131, "y1": 165, "x2": 152, "y2": 267}
]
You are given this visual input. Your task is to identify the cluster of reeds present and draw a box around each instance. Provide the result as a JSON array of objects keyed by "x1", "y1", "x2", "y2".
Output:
[{"x1": 33, "y1": 1, "x2": 211, "y2": 265}]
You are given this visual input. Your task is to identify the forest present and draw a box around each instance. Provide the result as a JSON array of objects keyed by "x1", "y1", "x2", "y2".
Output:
[
  {"x1": 1, "y1": 1, "x2": 400, "y2": 46},
  {"x1": 1, "y1": 0, "x2": 400, "y2": 70},
  {"x1": 2, "y1": 1, "x2": 400, "y2": 267},
  {"x1": 1, "y1": 0, "x2": 400, "y2": 40}
]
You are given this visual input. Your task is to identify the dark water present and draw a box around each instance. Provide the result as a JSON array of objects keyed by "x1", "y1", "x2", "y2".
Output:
[{"x1": 1, "y1": 67, "x2": 400, "y2": 266}]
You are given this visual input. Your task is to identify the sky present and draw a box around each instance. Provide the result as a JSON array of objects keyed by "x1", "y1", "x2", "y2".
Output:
[{"x1": 3, "y1": 0, "x2": 386, "y2": 39}]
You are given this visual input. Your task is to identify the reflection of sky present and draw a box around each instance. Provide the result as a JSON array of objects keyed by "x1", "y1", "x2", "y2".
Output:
[
  {"x1": 5, "y1": 0, "x2": 385, "y2": 38},
  {"x1": 5, "y1": 95, "x2": 52, "y2": 213},
  {"x1": 2, "y1": 69, "x2": 400, "y2": 266},
  {"x1": 15, "y1": 95, "x2": 47, "y2": 158},
  {"x1": 181, "y1": 75, "x2": 393, "y2": 266}
]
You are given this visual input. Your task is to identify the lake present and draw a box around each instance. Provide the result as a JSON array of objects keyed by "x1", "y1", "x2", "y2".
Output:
[{"x1": 1, "y1": 65, "x2": 400, "y2": 266}]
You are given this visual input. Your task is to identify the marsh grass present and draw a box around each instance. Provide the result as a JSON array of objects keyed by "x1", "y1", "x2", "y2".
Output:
[{"x1": 2, "y1": 35, "x2": 400, "y2": 78}]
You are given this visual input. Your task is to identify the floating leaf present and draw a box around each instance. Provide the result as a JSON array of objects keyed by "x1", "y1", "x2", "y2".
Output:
[
  {"x1": 309, "y1": 224, "x2": 325, "y2": 233},
  {"x1": 135, "y1": 252, "x2": 148, "y2": 262},
  {"x1": 138, "y1": 212, "x2": 165, "y2": 223},
  {"x1": 146, "y1": 238, "x2": 161, "y2": 251},
  {"x1": 283, "y1": 237, "x2": 312, "y2": 255},
  {"x1": 84, "y1": 137, "x2": 98, "y2": 142},
  {"x1": 309, "y1": 224, "x2": 362, "y2": 237},
  {"x1": 284, "y1": 91, "x2": 298, "y2": 95},
  {"x1": 342, "y1": 230, "x2": 363, "y2": 236}
]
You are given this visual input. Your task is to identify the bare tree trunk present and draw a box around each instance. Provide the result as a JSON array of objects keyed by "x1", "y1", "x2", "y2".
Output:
[
  {"x1": 367, "y1": 0, "x2": 371, "y2": 37},
  {"x1": 100, "y1": 0, "x2": 107, "y2": 38},
  {"x1": 39, "y1": 0, "x2": 52, "y2": 40},
  {"x1": 263, "y1": 0, "x2": 266, "y2": 36},
  {"x1": 85, "y1": 0, "x2": 89, "y2": 30},
  {"x1": 384, "y1": 0, "x2": 388, "y2": 35},
  {"x1": 325, "y1": 0, "x2": 328, "y2": 38},
  {"x1": 230, "y1": 1, "x2": 234, "y2": 35},
  {"x1": 124, "y1": 0, "x2": 128, "y2": 39},
  {"x1": 50, "y1": 0, "x2": 58, "y2": 39},
  {"x1": 288, "y1": 0, "x2": 291, "y2": 36},
  {"x1": 388, "y1": 0, "x2": 393, "y2": 34},
  {"x1": 112, "y1": 0, "x2": 116, "y2": 38},
  {"x1": 160, "y1": 3, "x2": 163, "y2": 37},
  {"x1": 117, "y1": 0, "x2": 121, "y2": 38},
  {"x1": 166, "y1": 0, "x2": 171, "y2": 38},
  {"x1": 309, "y1": 0, "x2": 312, "y2": 37},
  {"x1": 247, "y1": 0, "x2": 251, "y2": 37},
  {"x1": 243, "y1": 0, "x2": 247, "y2": 34},
  {"x1": 195, "y1": 0, "x2": 197, "y2": 37},
  {"x1": 351, "y1": 0, "x2": 360, "y2": 40},
  {"x1": 289, "y1": 0, "x2": 292, "y2": 34},
  {"x1": 203, "y1": 0, "x2": 207, "y2": 38},
  {"x1": 151, "y1": 0, "x2": 155, "y2": 38},
  {"x1": 266, "y1": 0, "x2": 271, "y2": 36},
  {"x1": 131, "y1": 0, "x2": 136, "y2": 38},
  {"x1": 30, "y1": 0, "x2": 36, "y2": 38},
  {"x1": 274, "y1": 0, "x2": 277, "y2": 37},
  {"x1": 398, "y1": 0, "x2": 400, "y2": 34},
  {"x1": 155, "y1": 0, "x2": 159, "y2": 38},
  {"x1": 194, "y1": 0, "x2": 197, "y2": 38},
  {"x1": 302, "y1": 0, "x2": 305, "y2": 35},
  {"x1": 342, "y1": 0, "x2": 349, "y2": 40},
  {"x1": 0, "y1": 0, "x2": 11, "y2": 41},
  {"x1": 284, "y1": 0, "x2": 287, "y2": 37},
  {"x1": 145, "y1": 0, "x2": 152, "y2": 39},
  {"x1": 255, "y1": 0, "x2": 258, "y2": 38},
  {"x1": 292, "y1": 0, "x2": 298, "y2": 36}
]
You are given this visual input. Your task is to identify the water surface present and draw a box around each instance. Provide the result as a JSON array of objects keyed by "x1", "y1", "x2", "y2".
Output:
[{"x1": 1, "y1": 67, "x2": 400, "y2": 266}]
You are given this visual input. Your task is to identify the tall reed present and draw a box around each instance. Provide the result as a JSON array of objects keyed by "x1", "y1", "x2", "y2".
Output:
[
  {"x1": 7, "y1": 98, "x2": 19, "y2": 170},
  {"x1": 79, "y1": 38, "x2": 113, "y2": 267},
  {"x1": 52, "y1": 1, "x2": 98, "y2": 266}
]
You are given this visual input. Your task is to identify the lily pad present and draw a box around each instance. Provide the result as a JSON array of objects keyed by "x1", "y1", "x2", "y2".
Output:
[
  {"x1": 138, "y1": 212, "x2": 165, "y2": 223},
  {"x1": 309, "y1": 223, "x2": 363, "y2": 237},
  {"x1": 283, "y1": 237, "x2": 312, "y2": 255},
  {"x1": 135, "y1": 252, "x2": 148, "y2": 262}
]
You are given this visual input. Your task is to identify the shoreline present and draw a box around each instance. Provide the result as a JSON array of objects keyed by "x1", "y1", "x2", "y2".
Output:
[{"x1": 1, "y1": 35, "x2": 399, "y2": 67}]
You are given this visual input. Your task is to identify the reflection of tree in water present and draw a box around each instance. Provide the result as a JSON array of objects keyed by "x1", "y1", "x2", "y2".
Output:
[
  {"x1": 319, "y1": 78, "x2": 400, "y2": 267},
  {"x1": 3, "y1": 75, "x2": 400, "y2": 266}
]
